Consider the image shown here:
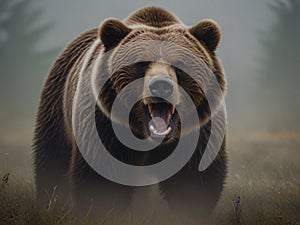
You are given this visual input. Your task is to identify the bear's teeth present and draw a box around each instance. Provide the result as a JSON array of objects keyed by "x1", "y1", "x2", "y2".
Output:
[
  {"x1": 149, "y1": 124, "x2": 155, "y2": 133},
  {"x1": 150, "y1": 125, "x2": 172, "y2": 136},
  {"x1": 154, "y1": 127, "x2": 171, "y2": 136},
  {"x1": 167, "y1": 113, "x2": 171, "y2": 121},
  {"x1": 148, "y1": 104, "x2": 153, "y2": 114},
  {"x1": 170, "y1": 105, "x2": 175, "y2": 115}
]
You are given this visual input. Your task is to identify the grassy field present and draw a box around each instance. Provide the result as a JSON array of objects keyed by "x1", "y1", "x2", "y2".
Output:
[
  {"x1": 0, "y1": 131, "x2": 300, "y2": 225},
  {"x1": 212, "y1": 132, "x2": 300, "y2": 225}
]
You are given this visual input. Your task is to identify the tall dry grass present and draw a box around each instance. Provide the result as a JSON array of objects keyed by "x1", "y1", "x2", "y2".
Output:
[{"x1": 0, "y1": 131, "x2": 300, "y2": 225}]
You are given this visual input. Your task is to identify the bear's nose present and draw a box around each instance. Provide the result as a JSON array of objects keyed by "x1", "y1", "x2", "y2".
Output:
[{"x1": 149, "y1": 77, "x2": 174, "y2": 98}]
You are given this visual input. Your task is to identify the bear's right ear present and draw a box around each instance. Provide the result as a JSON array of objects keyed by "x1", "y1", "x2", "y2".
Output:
[{"x1": 99, "y1": 18, "x2": 132, "y2": 50}]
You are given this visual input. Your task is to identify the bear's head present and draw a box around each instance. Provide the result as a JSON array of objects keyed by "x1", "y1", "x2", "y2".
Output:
[{"x1": 94, "y1": 7, "x2": 226, "y2": 143}]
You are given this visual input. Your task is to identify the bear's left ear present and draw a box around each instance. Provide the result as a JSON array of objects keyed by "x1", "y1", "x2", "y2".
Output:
[
  {"x1": 99, "y1": 18, "x2": 132, "y2": 50},
  {"x1": 189, "y1": 19, "x2": 221, "y2": 52}
]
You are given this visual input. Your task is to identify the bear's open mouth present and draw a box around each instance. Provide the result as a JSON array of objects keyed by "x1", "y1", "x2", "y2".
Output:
[{"x1": 145, "y1": 101, "x2": 176, "y2": 139}]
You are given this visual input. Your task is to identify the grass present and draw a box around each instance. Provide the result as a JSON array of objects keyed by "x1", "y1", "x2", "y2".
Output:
[
  {"x1": 0, "y1": 173, "x2": 98, "y2": 225},
  {"x1": 212, "y1": 132, "x2": 300, "y2": 225},
  {"x1": 0, "y1": 131, "x2": 300, "y2": 224}
]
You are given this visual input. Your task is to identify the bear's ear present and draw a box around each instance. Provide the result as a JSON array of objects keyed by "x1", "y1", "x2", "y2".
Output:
[
  {"x1": 99, "y1": 18, "x2": 132, "y2": 50},
  {"x1": 189, "y1": 19, "x2": 221, "y2": 52}
]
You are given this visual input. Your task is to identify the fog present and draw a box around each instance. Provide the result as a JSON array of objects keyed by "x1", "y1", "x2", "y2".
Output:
[
  {"x1": 0, "y1": 0, "x2": 299, "y2": 180},
  {"x1": 37, "y1": 0, "x2": 273, "y2": 133},
  {"x1": 0, "y1": 1, "x2": 300, "y2": 224}
]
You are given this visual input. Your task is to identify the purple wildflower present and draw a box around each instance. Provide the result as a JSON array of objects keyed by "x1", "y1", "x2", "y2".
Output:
[
  {"x1": 1, "y1": 173, "x2": 9, "y2": 187},
  {"x1": 233, "y1": 196, "x2": 241, "y2": 216}
]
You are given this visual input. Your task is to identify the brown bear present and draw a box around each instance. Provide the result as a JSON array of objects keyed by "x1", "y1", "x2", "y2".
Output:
[{"x1": 33, "y1": 6, "x2": 227, "y2": 224}]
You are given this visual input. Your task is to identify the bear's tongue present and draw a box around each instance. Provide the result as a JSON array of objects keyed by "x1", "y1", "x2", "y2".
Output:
[{"x1": 148, "y1": 103, "x2": 172, "y2": 132}]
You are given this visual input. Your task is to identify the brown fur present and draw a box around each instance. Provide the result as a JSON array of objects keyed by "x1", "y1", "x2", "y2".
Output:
[{"x1": 33, "y1": 6, "x2": 227, "y2": 224}]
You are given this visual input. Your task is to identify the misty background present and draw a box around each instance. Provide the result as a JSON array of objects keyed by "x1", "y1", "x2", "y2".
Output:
[{"x1": 0, "y1": 0, "x2": 299, "y2": 178}]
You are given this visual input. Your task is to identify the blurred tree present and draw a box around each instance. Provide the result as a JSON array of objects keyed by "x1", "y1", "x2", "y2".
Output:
[
  {"x1": 0, "y1": 0, "x2": 59, "y2": 121},
  {"x1": 258, "y1": 0, "x2": 300, "y2": 131}
]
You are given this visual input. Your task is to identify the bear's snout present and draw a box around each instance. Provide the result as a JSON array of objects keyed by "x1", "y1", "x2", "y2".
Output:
[{"x1": 149, "y1": 77, "x2": 174, "y2": 98}]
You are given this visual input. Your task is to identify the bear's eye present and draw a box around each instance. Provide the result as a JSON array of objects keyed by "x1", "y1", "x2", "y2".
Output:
[
  {"x1": 136, "y1": 61, "x2": 150, "y2": 71},
  {"x1": 137, "y1": 61, "x2": 149, "y2": 67},
  {"x1": 135, "y1": 61, "x2": 150, "y2": 77},
  {"x1": 173, "y1": 61, "x2": 186, "y2": 70}
]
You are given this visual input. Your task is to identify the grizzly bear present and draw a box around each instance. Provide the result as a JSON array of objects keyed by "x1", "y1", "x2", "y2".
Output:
[{"x1": 33, "y1": 6, "x2": 227, "y2": 224}]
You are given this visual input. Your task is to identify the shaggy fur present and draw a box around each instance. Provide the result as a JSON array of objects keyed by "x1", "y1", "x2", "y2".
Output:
[{"x1": 33, "y1": 6, "x2": 227, "y2": 224}]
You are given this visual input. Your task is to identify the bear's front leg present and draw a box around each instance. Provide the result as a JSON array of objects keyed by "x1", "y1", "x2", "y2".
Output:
[
  {"x1": 70, "y1": 152, "x2": 134, "y2": 222},
  {"x1": 33, "y1": 133, "x2": 72, "y2": 210},
  {"x1": 159, "y1": 163, "x2": 226, "y2": 225}
]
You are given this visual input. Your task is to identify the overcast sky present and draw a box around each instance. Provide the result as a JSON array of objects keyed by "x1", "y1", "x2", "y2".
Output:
[
  {"x1": 33, "y1": 0, "x2": 275, "y2": 131},
  {"x1": 36, "y1": 0, "x2": 272, "y2": 69}
]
